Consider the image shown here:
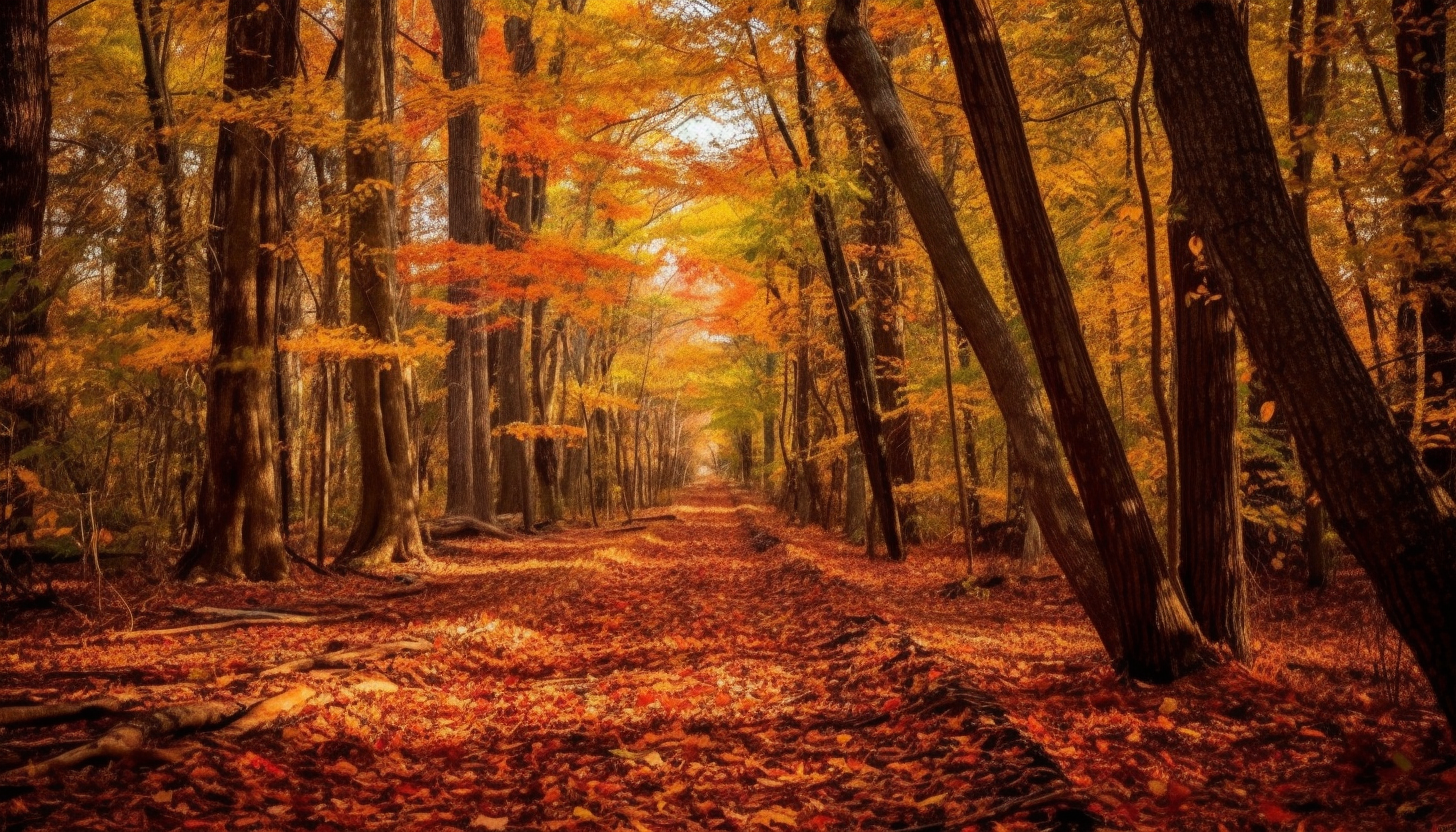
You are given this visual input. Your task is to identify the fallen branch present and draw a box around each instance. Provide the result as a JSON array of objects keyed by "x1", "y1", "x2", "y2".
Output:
[
  {"x1": 260, "y1": 639, "x2": 432, "y2": 677},
  {"x1": 2, "y1": 700, "x2": 244, "y2": 779},
  {"x1": 109, "y1": 610, "x2": 366, "y2": 642},
  {"x1": 426, "y1": 516, "x2": 521, "y2": 541},
  {"x1": 0, "y1": 697, "x2": 126, "y2": 729},
  {"x1": 605, "y1": 525, "x2": 648, "y2": 535},
  {"x1": 175, "y1": 606, "x2": 313, "y2": 621}
]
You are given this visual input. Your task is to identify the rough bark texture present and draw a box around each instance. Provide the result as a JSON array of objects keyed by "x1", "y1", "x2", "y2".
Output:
[
  {"x1": 1139, "y1": 0, "x2": 1456, "y2": 726},
  {"x1": 340, "y1": 0, "x2": 426, "y2": 567},
  {"x1": 0, "y1": 0, "x2": 51, "y2": 546},
  {"x1": 1169, "y1": 183, "x2": 1248, "y2": 657},
  {"x1": 489, "y1": 15, "x2": 543, "y2": 526},
  {"x1": 930, "y1": 0, "x2": 1204, "y2": 677},
  {"x1": 825, "y1": 0, "x2": 1122, "y2": 659},
  {"x1": 132, "y1": 0, "x2": 189, "y2": 310},
  {"x1": 432, "y1": 0, "x2": 486, "y2": 518},
  {"x1": 183, "y1": 0, "x2": 299, "y2": 580},
  {"x1": 856, "y1": 136, "x2": 919, "y2": 542}
]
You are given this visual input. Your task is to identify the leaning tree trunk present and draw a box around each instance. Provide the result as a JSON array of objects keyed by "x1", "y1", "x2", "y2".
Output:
[
  {"x1": 929, "y1": 0, "x2": 1206, "y2": 677},
  {"x1": 0, "y1": 0, "x2": 51, "y2": 549},
  {"x1": 1139, "y1": 0, "x2": 1456, "y2": 727},
  {"x1": 339, "y1": 0, "x2": 426, "y2": 568},
  {"x1": 1169, "y1": 181, "x2": 1248, "y2": 658},
  {"x1": 179, "y1": 0, "x2": 298, "y2": 581},
  {"x1": 825, "y1": 0, "x2": 1123, "y2": 659},
  {"x1": 431, "y1": 0, "x2": 486, "y2": 518},
  {"x1": 785, "y1": 0, "x2": 903, "y2": 559}
]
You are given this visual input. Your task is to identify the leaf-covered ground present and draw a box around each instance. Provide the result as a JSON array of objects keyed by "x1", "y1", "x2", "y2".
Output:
[{"x1": 2, "y1": 483, "x2": 1453, "y2": 830}]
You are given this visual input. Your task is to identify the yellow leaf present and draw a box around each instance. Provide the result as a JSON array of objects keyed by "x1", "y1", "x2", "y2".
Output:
[
  {"x1": 1148, "y1": 779, "x2": 1167, "y2": 797},
  {"x1": 1259, "y1": 400, "x2": 1277, "y2": 423},
  {"x1": 572, "y1": 807, "x2": 598, "y2": 820},
  {"x1": 470, "y1": 817, "x2": 508, "y2": 830},
  {"x1": 1159, "y1": 697, "x2": 1178, "y2": 715},
  {"x1": 917, "y1": 793, "x2": 947, "y2": 807},
  {"x1": 1188, "y1": 235, "x2": 1204, "y2": 257}
]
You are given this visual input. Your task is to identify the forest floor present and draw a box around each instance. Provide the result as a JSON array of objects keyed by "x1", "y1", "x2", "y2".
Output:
[{"x1": 1, "y1": 482, "x2": 1454, "y2": 831}]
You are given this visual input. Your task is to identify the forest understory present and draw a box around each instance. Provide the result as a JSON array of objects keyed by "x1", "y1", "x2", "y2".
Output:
[{"x1": 0, "y1": 482, "x2": 1450, "y2": 832}]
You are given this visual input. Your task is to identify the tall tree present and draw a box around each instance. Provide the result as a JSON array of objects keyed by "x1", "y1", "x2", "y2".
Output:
[
  {"x1": 431, "y1": 0, "x2": 489, "y2": 519},
  {"x1": 785, "y1": 0, "x2": 903, "y2": 560},
  {"x1": 180, "y1": 0, "x2": 300, "y2": 580},
  {"x1": 340, "y1": 0, "x2": 426, "y2": 567},
  {"x1": 930, "y1": 0, "x2": 1205, "y2": 678},
  {"x1": 1138, "y1": 0, "x2": 1456, "y2": 726},
  {"x1": 0, "y1": 0, "x2": 52, "y2": 547},
  {"x1": 1169, "y1": 181, "x2": 1248, "y2": 657},
  {"x1": 825, "y1": 0, "x2": 1124, "y2": 658}
]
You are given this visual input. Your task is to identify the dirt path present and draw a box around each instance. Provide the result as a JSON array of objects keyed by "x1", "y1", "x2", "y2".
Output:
[{"x1": 0, "y1": 483, "x2": 1094, "y2": 830}]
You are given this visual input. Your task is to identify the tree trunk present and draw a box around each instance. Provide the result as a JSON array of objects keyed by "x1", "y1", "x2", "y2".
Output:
[
  {"x1": 1139, "y1": 0, "x2": 1456, "y2": 727},
  {"x1": 131, "y1": 0, "x2": 189, "y2": 312},
  {"x1": 857, "y1": 132, "x2": 919, "y2": 542},
  {"x1": 339, "y1": 0, "x2": 425, "y2": 568},
  {"x1": 0, "y1": 0, "x2": 51, "y2": 550},
  {"x1": 792, "y1": 267, "x2": 822, "y2": 525},
  {"x1": 930, "y1": 0, "x2": 1205, "y2": 679},
  {"x1": 1392, "y1": 0, "x2": 1456, "y2": 486},
  {"x1": 1169, "y1": 181, "x2": 1248, "y2": 658},
  {"x1": 785, "y1": 1, "x2": 902, "y2": 559},
  {"x1": 432, "y1": 0, "x2": 486, "y2": 519},
  {"x1": 182, "y1": 0, "x2": 298, "y2": 580},
  {"x1": 825, "y1": 0, "x2": 1124, "y2": 659}
]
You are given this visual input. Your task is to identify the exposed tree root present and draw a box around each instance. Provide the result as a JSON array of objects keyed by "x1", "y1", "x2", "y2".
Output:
[
  {"x1": 0, "y1": 697, "x2": 127, "y2": 729},
  {"x1": 110, "y1": 610, "x2": 367, "y2": 642},
  {"x1": 1, "y1": 701, "x2": 244, "y2": 779},
  {"x1": 259, "y1": 639, "x2": 432, "y2": 678},
  {"x1": 217, "y1": 686, "x2": 316, "y2": 738},
  {"x1": 426, "y1": 516, "x2": 521, "y2": 541}
]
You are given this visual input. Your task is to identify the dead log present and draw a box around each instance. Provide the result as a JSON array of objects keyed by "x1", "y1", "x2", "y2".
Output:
[
  {"x1": 1, "y1": 700, "x2": 244, "y2": 779},
  {"x1": 0, "y1": 697, "x2": 126, "y2": 729},
  {"x1": 425, "y1": 516, "x2": 520, "y2": 541},
  {"x1": 110, "y1": 610, "x2": 366, "y2": 642},
  {"x1": 259, "y1": 639, "x2": 432, "y2": 677}
]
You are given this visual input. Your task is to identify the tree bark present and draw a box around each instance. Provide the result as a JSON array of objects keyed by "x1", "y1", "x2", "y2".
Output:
[
  {"x1": 856, "y1": 131, "x2": 919, "y2": 542},
  {"x1": 181, "y1": 0, "x2": 299, "y2": 580},
  {"x1": 1139, "y1": 0, "x2": 1456, "y2": 726},
  {"x1": 0, "y1": 0, "x2": 51, "y2": 550},
  {"x1": 432, "y1": 0, "x2": 486, "y2": 518},
  {"x1": 928, "y1": 0, "x2": 1205, "y2": 677},
  {"x1": 339, "y1": 0, "x2": 426, "y2": 567},
  {"x1": 1169, "y1": 182, "x2": 1248, "y2": 657},
  {"x1": 131, "y1": 0, "x2": 189, "y2": 312},
  {"x1": 784, "y1": 0, "x2": 902, "y2": 559},
  {"x1": 825, "y1": 0, "x2": 1123, "y2": 659}
]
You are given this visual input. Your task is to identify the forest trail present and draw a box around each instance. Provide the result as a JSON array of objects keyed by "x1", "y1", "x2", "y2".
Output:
[{"x1": 1, "y1": 483, "x2": 1095, "y2": 831}]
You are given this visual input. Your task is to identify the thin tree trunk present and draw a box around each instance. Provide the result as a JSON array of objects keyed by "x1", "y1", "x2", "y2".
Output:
[
  {"x1": 938, "y1": 284, "x2": 974, "y2": 574},
  {"x1": 131, "y1": 0, "x2": 189, "y2": 312},
  {"x1": 1130, "y1": 40, "x2": 1178, "y2": 568},
  {"x1": 784, "y1": 0, "x2": 903, "y2": 559},
  {"x1": 339, "y1": 0, "x2": 425, "y2": 568},
  {"x1": 1139, "y1": 0, "x2": 1456, "y2": 727},
  {"x1": 825, "y1": 0, "x2": 1123, "y2": 659},
  {"x1": 180, "y1": 0, "x2": 298, "y2": 580}
]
